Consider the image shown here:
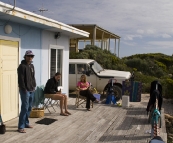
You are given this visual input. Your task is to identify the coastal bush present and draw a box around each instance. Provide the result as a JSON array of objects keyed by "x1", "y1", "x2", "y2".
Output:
[
  {"x1": 70, "y1": 45, "x2": 173, "y2": 98},
  {"x1": 161, "y1": 78, "x2": 173, "y2": 98}
]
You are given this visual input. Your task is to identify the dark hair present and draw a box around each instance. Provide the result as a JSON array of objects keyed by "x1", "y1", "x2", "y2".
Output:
[{"x1": 55, "y1": 72, "x2": 61, "y2": 76}]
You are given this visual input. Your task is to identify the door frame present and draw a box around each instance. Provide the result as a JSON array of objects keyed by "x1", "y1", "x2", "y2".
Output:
[
  {"x1": 0, "y1": 35, "x2": 21, "y2": 115},
  {"x1": 48, "y1": 44, "x2": 64, "y2": 88}
]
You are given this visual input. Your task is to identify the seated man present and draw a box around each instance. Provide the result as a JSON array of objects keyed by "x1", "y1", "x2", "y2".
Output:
[{"x1": 44, "y1": 72, "x2": 71, "y2": 116}]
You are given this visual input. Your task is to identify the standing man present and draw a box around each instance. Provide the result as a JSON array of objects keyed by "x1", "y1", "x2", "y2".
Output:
[{"x1": 17, "y1": 50, "x2": 36, "y2": 133}]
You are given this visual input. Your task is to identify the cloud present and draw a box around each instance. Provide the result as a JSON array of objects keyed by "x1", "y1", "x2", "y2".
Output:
[
  {"x1": 3, "y1": 0, "x2": 173, "y2": 36},
  {"x1": 146, "y1": 29, "x2": 155, "y2": 35},
  {"x1": 161, "y1": 34, "x2": 171, "y2": 38},
  {"x1": 1, "y1": 0, "x2": 173, "y2": 57},
  {"x1": 122, "y1": 41, "x2": 137, "y2": 46},
  {"x1": 137, "y1": 30, "x2": 144, "y2": 34},
  {"x1": 147, "y1": 41, "x2": 173, "y2": 49},
  {"x1": 124, "y1": 35, "x2": 142, "y2": 40}
]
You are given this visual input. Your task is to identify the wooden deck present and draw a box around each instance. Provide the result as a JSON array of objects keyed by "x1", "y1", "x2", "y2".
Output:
[{"x1": 0, "y1": 94, "x2": 167, "y2": 143}]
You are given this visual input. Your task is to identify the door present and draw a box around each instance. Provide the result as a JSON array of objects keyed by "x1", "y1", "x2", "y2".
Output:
[
  {"x1": 96, "y1": 77, "x2": 108, "y2": 91},
  {"x1": 0, "y1": 40, "x2": 19, "y2": 122}
]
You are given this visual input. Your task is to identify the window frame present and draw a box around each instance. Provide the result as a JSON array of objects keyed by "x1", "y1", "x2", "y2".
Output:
[{"x1": 48, "y1": 45, "x2": 64, "y2": 86}]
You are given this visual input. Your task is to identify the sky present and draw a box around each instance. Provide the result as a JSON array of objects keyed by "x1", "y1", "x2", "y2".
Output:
[{"x1": 1, "y1": 0, "x2": 173, "y2": 58}]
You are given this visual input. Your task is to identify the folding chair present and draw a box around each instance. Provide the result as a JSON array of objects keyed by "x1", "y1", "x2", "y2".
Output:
[
  {"x1": 75, "y1": 87, "x2": 93, "y2": 108},
  {"x1": 44, "y1": 94, "x2": 59, "y2": 113}
]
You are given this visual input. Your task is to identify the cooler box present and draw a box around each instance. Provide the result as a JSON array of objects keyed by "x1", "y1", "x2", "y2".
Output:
[
  {"x1": 122, "y1": 81, "x2": 142, "y2": 102},
  {"x1": 93, "y1": 94, "x2": 101, "y2": 101}
]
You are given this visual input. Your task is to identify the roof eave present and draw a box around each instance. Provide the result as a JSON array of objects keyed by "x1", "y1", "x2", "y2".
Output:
[
  {"x1": 69, "y1": 24, "x2": 120, "y2": 39},
  {"x1": 0, "y1": 2, "x2": 89, "y2": 38}
]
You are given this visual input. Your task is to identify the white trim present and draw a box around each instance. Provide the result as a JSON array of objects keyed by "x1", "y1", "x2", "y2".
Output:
[
  {"x1": 0, "y1": 35, "x2": 21, "y2": 115},
  {"x1": 48, "y1": 45, "x2": 64, "y2": 88},
  {"x1": 0, "y1": 2, "x2": 89, "y2": 37},
  {"x1": 55, "y1": 50, "x2": 57, "y2": 74}
]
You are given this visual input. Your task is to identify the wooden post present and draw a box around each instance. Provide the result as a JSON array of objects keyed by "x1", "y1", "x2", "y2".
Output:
[
  {"x1": 76, "y1": 39, "x2": 79, "y2": 52},
  {"x1": 114, "y1": 39, "x2": 116, "y2": 55},
  {"x1": 92, "y1": 26, "x2": 96, "y2": 46},
  {"x1": 101, "y1": 32, "x2": 104, "y2": 49},
  {"x1": 84, "y1": 39, "x2": 85, "y2": 49},
  {"x1": 108, "y1": 35, "x2": 111, "y2": 51},
  {"x1": 118, "y1": 38, "x2": 120, "y2": 57},
  {"x1": 106, "y1": 40, "x2": 108, "y2": 50}
]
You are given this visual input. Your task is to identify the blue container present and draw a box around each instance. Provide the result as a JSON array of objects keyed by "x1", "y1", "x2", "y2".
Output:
[
  {"x1": 105, "y1": 94, "x2": 116, "y2": 104},
  {"x1": 105, "y1": 95, "x2": 111, "y2": 104},
  {"x1": 112, "y1": 95, "x2": 116, "y2": 104}
]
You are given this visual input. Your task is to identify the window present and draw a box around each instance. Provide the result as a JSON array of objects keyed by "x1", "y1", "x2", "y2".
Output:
[
  {"x1": 91, "y1": 61, "x2": 104, "y2": 73},
  {"x1": 77, "y1": 64, "x2": 93, "y2": 75},
  {"x1": 69, "y1": 64, "x2": 75, "y2": 74},
  {"x1": 50, "y1": 48, "x2": 63, "y2": 85},
  {"x1": 77, "y1": 64, "x2": 87, "y2": 74}
]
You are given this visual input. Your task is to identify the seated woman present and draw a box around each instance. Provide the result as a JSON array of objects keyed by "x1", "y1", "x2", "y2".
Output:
[
  {"x1": 77, "y1": 74, "x2": 99, "y2": 111},
  {"x1": 44, "y1": 72, "x2": 71, "y2": 116}
]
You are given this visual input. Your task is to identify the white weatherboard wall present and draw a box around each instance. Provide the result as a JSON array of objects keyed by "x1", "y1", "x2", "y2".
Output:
[{"x1": 41, "y1": 30, "x2": 69, "y2": 96}]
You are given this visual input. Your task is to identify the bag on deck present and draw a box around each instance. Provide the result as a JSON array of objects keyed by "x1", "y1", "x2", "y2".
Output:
[
  {"x1": 146, "y1": 80, "x2": 163, "y2": 113},
  {"x1": 149, "y1": 136, "x2": 165, "y2": 143},
  {"x1": 105, "y1": 79, "x2": 116, "y2": 104},
  {"x1": 0, "y1": 115, "x2": 6, "y2": 134}
]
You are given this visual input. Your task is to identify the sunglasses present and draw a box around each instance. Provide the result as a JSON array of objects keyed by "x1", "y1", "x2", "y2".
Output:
[{"x1": 26, "y1": 55, "x2": 34, "y2": 58}]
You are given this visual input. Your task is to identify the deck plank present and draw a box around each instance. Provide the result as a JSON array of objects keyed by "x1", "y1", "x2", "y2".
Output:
[{"x1": 0, "y1": 94, "x2": 167, "y2": 143}]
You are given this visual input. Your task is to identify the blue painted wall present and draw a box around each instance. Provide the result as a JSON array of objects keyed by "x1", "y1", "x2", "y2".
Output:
[{"x1": 0, "y1": 20, "x2": 42, "y2": 86}]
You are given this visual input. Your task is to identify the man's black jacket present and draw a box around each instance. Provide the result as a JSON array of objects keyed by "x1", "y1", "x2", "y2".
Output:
[
  {"x1": 44, "y1": 77, "x2": 59, "y2": 94},
  {"x1": 17, "y1": 60, "x2": 36, "y2": 91}
]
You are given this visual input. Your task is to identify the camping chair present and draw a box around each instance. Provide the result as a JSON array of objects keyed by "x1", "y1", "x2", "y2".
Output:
[
  {"x1": 75, "y1": 89, "x2": 93, "y2": 108},
  {"x1": 44, "y1": 94, "x2": 59, "y2": 113},
  {"x1": 75, "y1": 82, "x2": 93, "y2": 108}
]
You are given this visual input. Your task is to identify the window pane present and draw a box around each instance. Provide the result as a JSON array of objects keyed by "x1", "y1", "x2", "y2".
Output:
[
  {"x1": 77, "y1": 64, "x2": 87, "y2": 74},
  {"x1": 86, "y1": 65, "x2": 94, "y2": 75},
  {"x1": 50, "y1": 49, "x2": 63, "y2": 86},
  {"x1": 50, "y1": 49, "x2": 56, "y2": 78},
  {"x1": 57, "y1": 49, "x2": 62, "y2": 86},
  {"x1": 57, "y1": 49, "x2": 62, "y2": 73},
  {"x1": 69, "y1": 64, "x2": 75, "y2": 74}
]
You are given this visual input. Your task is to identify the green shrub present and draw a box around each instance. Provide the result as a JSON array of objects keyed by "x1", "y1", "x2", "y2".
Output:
[
  {"x1": 70, "y1": 46, "x2": 173, "y2": 98},
  {"x1": 155, "y1": 60, "x2": 167, "y2": 71},
  {"x1": 161, "y1": 78, "x2": 173, "y2": 98}
]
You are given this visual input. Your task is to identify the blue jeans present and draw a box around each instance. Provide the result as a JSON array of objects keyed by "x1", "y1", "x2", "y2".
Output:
[{"x1": 18, "y1": 90, "x2": 34, "y2": 129}]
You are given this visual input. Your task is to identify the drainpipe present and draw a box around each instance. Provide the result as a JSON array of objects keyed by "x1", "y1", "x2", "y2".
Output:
[{"x1": 6, "y1": 0, "x2": 16, "y2": 12}]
